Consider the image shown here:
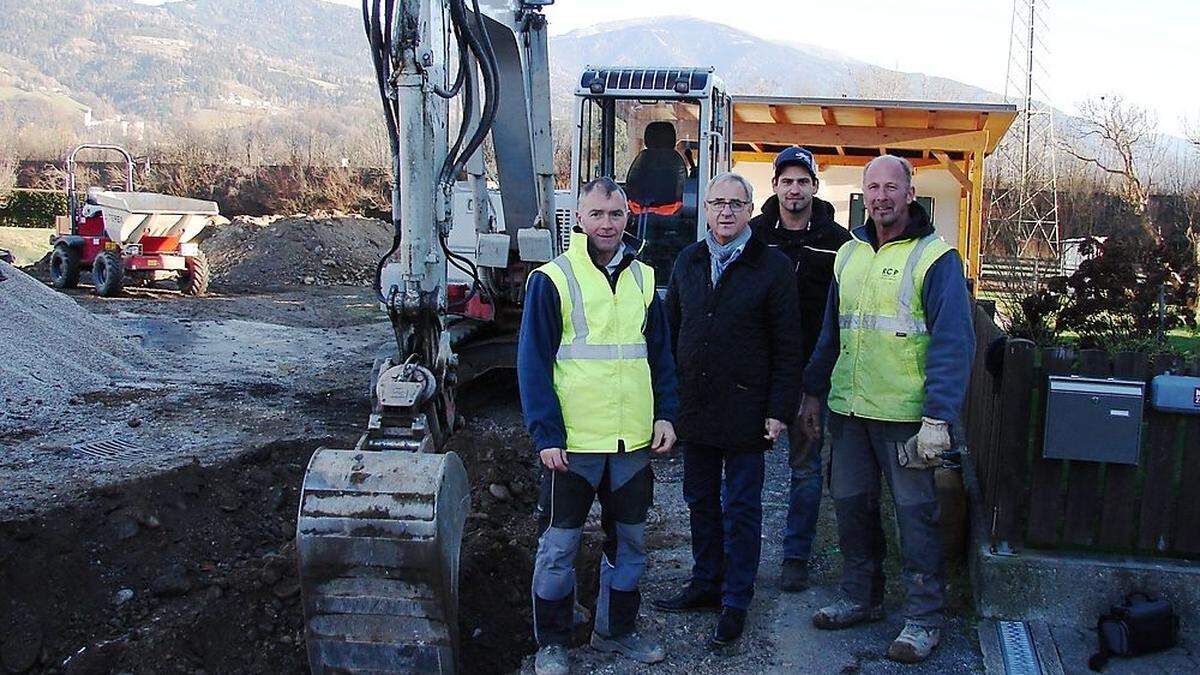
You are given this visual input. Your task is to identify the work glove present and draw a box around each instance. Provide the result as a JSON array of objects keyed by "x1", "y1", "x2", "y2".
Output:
[{"x1": 900, "y1": 417, "x2": 951, "y2": 469}]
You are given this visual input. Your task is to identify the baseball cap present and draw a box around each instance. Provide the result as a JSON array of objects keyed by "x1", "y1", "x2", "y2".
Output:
[{"x1": 773, "y1": 146, "x2": 817, "y2": 179}]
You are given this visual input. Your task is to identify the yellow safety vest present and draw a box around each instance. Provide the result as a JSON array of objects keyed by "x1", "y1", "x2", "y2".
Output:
[
  {"x1": 828, "y1": 231, "x2": 953, "y2": 422},
  {"x1": 534, "y1": 231, "x2": 656, "y2": 452}
]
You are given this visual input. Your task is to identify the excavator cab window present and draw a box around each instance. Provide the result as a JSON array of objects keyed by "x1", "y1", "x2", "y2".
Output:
[{"x1": 577, "y1": 97, "x2": 702, "y2": 285}]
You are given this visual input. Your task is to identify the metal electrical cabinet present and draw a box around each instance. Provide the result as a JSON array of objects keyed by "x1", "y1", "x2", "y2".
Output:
[{"x1": 1043, "y1": 376, "x2": 1145, "y2": 464}]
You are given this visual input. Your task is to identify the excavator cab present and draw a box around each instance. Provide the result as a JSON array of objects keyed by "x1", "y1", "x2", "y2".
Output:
[{"x1": 568, "y1": 67, "x2": 734, "y2": 283}]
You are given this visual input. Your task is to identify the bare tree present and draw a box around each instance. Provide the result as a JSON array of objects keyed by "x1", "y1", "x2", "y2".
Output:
[
  {"x1": 0, "y1": 114, "x2": 18, "y2": 207},
  {"x1": 1062, "y1": 96, "x2": 1163, "y2": 234}
]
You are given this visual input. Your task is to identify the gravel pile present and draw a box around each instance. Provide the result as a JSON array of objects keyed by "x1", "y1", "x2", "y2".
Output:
[
  {"x1": 0, "y1": 261, "x2": 148, "y2": 424},
  {"x1": 203, "y1": 214, "x2": 395, "y2": 290}
]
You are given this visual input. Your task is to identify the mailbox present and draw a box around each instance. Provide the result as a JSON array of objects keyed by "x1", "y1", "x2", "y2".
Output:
[
  {"x1": 1043, "y1": 376, "x2": 1145, "y2": 465},
  {"x1": 1150, "y1": 375, "x2": 1200, "y2": 415}
]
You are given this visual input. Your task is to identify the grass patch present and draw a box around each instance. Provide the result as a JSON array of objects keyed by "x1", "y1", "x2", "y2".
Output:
[{"x1": 0, "y1": 227, "x2": 54, "y2": 266}]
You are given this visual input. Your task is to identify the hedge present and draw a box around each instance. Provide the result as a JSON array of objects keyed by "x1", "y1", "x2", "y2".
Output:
[{"x1": 0, "y1": 190, "x2": 67, "y2": 228}]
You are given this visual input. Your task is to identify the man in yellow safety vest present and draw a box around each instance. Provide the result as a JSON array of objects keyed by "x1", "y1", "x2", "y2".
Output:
[
  {"x1": 798, "y1": 155, "x2": 975, "y2": 664},
  {"x1": 519, "y1": 177, "x2": 679, "y2": 675}
]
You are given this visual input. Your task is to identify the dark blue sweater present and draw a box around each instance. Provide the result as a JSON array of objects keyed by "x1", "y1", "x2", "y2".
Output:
[
  {"x1": 517, "y1": 252, "x2": 680, "y2": 453},
  {"x1": 802, "y1": 223, "x2": 975, "y2": 423}
]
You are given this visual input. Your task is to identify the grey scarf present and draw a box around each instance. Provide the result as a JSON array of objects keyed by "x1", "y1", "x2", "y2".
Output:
[{"x1": 706, "y1": 226, "x2": 752, "y2": 285}]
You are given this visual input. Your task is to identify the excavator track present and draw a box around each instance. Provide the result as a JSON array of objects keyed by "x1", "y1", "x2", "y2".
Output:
[{"x1": 297, "y1": 448, "x2": 470, "y2": 673}]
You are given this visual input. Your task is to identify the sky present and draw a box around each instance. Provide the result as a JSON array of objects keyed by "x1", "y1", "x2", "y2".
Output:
[{"x1": 322, "y1": 0, "x2": 1197, "y2": 136}]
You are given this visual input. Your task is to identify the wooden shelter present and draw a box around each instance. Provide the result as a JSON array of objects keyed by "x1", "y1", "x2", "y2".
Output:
[{"x1": 730, "y1": 96, "x2": 1018, "y2": 283}]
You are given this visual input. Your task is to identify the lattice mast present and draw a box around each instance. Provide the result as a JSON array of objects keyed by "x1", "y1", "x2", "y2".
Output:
[{"x1": 987, "y1": 0, "x2": 1062, "y2": 271}]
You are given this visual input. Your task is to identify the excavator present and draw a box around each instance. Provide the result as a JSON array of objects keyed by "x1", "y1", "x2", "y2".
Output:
[{"x1": 296, "y1": 1, "x2": 734, "y2": 671}]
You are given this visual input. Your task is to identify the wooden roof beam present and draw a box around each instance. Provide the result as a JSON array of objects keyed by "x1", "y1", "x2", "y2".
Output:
[
  {"x1": 932, "y1": 150, "x2": 972, "y2": 192},
  {"x1": 820, "y1": 107, "x2": 836, "y2": 126},
  {"x1": 732, "y1": 121, "x2": 990, "y2": 152},
  {"x1": 769, "y1": 105, "x2": 787, "y2": 124},
  {"x1": 874, "y1": 108, "x2": 885, "y2": 127}
]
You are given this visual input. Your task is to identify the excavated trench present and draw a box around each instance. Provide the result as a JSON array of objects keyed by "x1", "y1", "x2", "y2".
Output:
[{"x1": 0, "y1": 373, "x2": 595, "y2": 674}]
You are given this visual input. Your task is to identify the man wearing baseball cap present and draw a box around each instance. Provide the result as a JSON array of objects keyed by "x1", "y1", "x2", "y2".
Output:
[{"x1": 749, "y1": 146, "x2": 851, "y2": 593}]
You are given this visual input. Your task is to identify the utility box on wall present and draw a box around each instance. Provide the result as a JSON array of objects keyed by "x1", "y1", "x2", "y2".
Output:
[
  {"x1": 1150, "y1": 375, "x2": 1200, "y2": 415},
  {"x1": 1043, "y1": 376, "x2": 1145, "y2": 465}
]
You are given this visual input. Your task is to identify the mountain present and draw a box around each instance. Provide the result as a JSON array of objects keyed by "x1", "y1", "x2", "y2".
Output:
[
  {"x1": 547, "y1": 17, "x2": 1003, "y2": 105},
  {"x1": 1, "y1": 2, "x2": 1008, "y2": 147}
]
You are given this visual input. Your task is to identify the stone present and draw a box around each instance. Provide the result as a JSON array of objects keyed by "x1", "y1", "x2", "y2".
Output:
[
  {"x1": 487, "y1": 483, "x2": 511, "y2": 501},
  {"x1": 150, "y1": 565, "x2": 191, "y2": 597},
  {"x1": 272, "y1": 581, "x2": 300, "y2": 600},
  {"x1": 114, "y1": 588, "x2": 135, "y2": 606},
  {"x1": 109, "y1": 515, "x2": 139, "y2": 541}
]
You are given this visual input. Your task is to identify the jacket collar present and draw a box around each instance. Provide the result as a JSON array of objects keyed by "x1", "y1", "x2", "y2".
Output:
[
  {"x1": 568, "y1": 228, "x2": 637, "y2": 274},
  {"x1": 691, "y1": 230, "x2": 765, "y2": 268}
]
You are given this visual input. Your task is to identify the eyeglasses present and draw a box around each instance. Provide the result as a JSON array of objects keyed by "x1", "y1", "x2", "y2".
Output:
[{"x1": 705, "y1": 198, "x2": 750, "y2": 212}]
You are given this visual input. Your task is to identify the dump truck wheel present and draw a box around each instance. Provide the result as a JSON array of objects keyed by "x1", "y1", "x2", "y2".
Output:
[
  {"x1": 179, "y1": 250, "x2": 210, "y2": 296},
  {"x1": 91, "y1": 251, "x2": 124, "y2": 297},
  {"x1": 50, "y1": 244, "x2": 81, "y2": 289}
]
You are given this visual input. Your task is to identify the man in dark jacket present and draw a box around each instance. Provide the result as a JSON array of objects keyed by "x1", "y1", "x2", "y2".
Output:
[
  {"x1": 749, "y1": 146, "x2": 851, "y2": 593},
  {"x1": 653, "y1": 172, "x2": 804, "y2": 648}
]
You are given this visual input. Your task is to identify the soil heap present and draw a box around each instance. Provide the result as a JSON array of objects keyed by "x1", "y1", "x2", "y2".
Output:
[
  {"x1": 202, "y1": 214, "x2": 396, "y2": 290},
  {"x1": 0, "y1": 261, "x2": 148, "y2": 431}
]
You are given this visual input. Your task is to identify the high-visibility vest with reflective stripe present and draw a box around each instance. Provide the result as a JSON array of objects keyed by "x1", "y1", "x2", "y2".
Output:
[
  {"x1": 828, "y1": 231, "x2": 953, "y2": 422},
  {"x1": 534, "y1": 231, "x2": 656, "y2": 453}
]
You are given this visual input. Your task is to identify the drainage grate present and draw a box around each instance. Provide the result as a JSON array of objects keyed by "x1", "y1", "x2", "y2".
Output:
[
  {"x1": 997, "y1": 620, "x2": 1042, "y2": 675},
  {"x1": 72, "y1": 439, "x2": 146, "y2": 461}
]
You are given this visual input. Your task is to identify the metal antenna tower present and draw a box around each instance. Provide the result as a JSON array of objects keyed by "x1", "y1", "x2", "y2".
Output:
[{"x1": 986, "y1": 0, "x2": 1062, "y2": 275}]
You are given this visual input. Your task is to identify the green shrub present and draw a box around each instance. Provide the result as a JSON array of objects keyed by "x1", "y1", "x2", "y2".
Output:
[{"x1": 0, "y1": 190, "x2": 67, "y2": 228}]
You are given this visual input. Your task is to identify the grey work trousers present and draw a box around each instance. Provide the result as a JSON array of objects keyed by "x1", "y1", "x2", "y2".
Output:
[{"x1": 828, "y1": 412, "x2": 944, "y2": 627}]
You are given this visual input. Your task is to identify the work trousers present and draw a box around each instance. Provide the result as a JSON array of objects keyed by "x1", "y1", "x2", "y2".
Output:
[
  {"x1": 782, "y1": 405, "x2": 827, "y2": 562},
  {"x1": 531, "y1": 449, "x2": 653, "y2": 646},
  {"x1": 682, "y1": 442, "x2": 766, "y2": 611},
  {"x1": 829, "y1": 412, "x2": 944, "y2": 627}
]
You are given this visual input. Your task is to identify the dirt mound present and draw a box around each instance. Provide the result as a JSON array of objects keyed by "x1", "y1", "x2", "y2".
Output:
[
  {"x1": 0, "y1": 439, "x2": 320, "y2": 675},
  {"x1": 0, "y1": 370, "x2": 573, "y2": 674},
  {"x1": 202, "y1": 214, "x2": 395, "y2": 290},
  {"x1": 0, "y1": 261, "x2": 149, "y2": 430}
]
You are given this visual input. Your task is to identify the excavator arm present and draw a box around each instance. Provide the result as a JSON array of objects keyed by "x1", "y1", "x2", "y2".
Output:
[{"x1": 297, "y1": 1, "x2": 556, "y2": 672}]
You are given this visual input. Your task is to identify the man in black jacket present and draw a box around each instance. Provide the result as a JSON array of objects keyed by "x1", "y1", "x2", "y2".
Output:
[
  {"x1": 653, "y1": 172, "x2": 804, "y2": 648},
  {"x1": 749, "y1": 146, "x2": 851, "y2": 593}
]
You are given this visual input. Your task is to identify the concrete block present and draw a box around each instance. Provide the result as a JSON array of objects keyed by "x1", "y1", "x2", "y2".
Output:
[{"x1": 963, "y1": 452, "x2": 1200, "y2": 637}]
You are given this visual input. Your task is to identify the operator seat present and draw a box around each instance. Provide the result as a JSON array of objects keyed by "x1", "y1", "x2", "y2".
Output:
[{"x1": 624, "y1": 121, "x2": 687, "y2": 216}]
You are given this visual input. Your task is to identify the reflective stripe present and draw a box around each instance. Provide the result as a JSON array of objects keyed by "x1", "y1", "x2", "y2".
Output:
[
  {"x1": 557, "y1": 343, "x2": 648, "y2": 361},
  {"x1": 898, "y1": 234, "x2": 939, "y2": 318},
  {"x1": 553, "y1": 256, "x2": 589, "y2": 343},
  {"x1": 629, "y1": 261, "x2": 644, "y2": 293},
  {"x1": 838, "y1": 313, "x2": 928, "y2": 335},
  {"x1": 836, "y1": 245, "x2": 856, "y2": 278}
]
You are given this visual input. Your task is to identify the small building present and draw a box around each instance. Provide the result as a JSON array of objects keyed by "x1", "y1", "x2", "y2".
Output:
[{"x1": 730, "y1": 96, "x2": 1017, "y2": 286}]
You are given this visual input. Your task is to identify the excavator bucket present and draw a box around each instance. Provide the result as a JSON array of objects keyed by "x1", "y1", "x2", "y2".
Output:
[{"x1": 297, "y1": 449, "x2": 470, "y2": 673}]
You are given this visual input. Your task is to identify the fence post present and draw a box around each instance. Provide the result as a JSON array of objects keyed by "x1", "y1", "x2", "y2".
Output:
[
  {"x1": 992, "y1": 338, "x2": 1036, "y2": 552},
  {"x1": 1097, "y1": 351, "x2": 1149, "y2": 549},
  {"x1": 1173, "y1": 357, "x2": 1200, "y2": 554},
  {"x1": 1138, "y1": 353, "x2": 1184, "y2": 552},
  {"x1": 1061, "y1": 349, "x2": 1112, "y2": 547}
]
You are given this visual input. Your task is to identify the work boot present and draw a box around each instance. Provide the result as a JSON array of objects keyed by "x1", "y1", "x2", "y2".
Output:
[
  {"x1": 589, "y1": 631, "x2": 666, "y2": 664},
  {"x1": 887, "y1": 621, "x2": 941, "y2": 663},
  {"x1": 652, "y1": 583, "x2": 721, "y2": 613},
  {"x1": 534, "y1": 644, "x2": 570, "y2": 675},
  {"x1": 811, "y1": 598, "x2": 885, "y2": 630},
  {"x1": 780, "y1": 559, "x2": 809, "y2": 592},
  {"x1": 710, "y1": 607, "x2": 747, "y2": 647}
]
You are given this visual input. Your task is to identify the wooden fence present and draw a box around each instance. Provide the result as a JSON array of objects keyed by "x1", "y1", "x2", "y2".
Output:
[{"x1": 964, "y1": 304, "x2": 1200, "y2": 557}]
